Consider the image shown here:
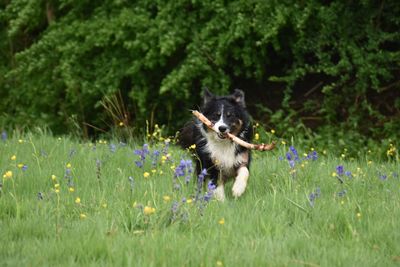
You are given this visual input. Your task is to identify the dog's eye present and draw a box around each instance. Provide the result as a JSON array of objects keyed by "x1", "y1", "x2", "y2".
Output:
[
  {"x1": 216, "y1": 112, "x2": 221, "y2": 116},
  {"x1": 226, "y1": 112, "x2": 231, "y2": 117}
]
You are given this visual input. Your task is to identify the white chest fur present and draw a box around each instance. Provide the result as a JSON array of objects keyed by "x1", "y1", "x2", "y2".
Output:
[{"x1": 204, "y1": 133, "x2": 245, "y2": 176}]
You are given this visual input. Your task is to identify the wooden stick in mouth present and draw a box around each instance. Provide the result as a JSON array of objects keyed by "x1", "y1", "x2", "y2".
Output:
[{"x1": 192, "y1": 110, "x2": 276, "y2": 151}]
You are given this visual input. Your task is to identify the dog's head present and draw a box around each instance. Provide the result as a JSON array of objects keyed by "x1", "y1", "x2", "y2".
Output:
[{"x1": 201, "y1": 88, "x2": 249, "y2": 139}]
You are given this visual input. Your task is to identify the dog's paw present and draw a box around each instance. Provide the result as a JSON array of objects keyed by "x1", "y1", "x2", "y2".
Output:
[
  {"x1": 232, "y1": 179, "x2": 247, "y2": 198},
  {"x1": 213, "y1": 185, "x2": 226, "y2": 202}
]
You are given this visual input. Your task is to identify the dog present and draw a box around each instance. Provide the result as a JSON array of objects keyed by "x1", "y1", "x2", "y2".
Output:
[{"x1": 179, "y1": 88, "x2": 253, "y2": 201}]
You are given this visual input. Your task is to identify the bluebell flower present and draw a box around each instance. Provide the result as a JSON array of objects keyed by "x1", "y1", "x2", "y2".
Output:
[
  {"x1": 289, "y1": 160, "x2": 295, "y2": 168},
  {"x1": 286, "y1": 152, "x2": 292, "y2": 161},
  {"x1": 379, "y1": 174, "x2": 387, "y2": 181},
  {"x1": 345, "y1": 171, "x2": 352, "y2": 178},
  {"x1": 278, "y1": 156, "x2": 283, "y2": 161},
  {"x1": 135, "y1": 160, "x2": 143, "y2": 168},
  {"x1": 289, "y1": 146, "x2": 300, "y2": 161},
  {"x1": 308, "y1": 151, "x2": 318, "y2": 161},
  {"x1": 1, "y1": 131, "x2": 7, "y2": 141},
  {"x1": 309, "y1": 193, "x2": 316, "y2": 207},
  {"x1": 336, "y1": 165, "x2": 344, "y2": 176},
  {"x1": 204, "y1": 181, "x2": 216, "y2": 202},
  {"x1": 22, "y1": 165, "x2": 28, "y2": 171}
]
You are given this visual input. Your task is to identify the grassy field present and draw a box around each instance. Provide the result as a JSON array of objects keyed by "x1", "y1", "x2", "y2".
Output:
[{"x1": 0, "y1": 131, "x2": 399, "y2": 266}]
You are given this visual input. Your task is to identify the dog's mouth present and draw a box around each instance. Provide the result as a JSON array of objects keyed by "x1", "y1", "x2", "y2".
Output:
[{"x1": 217, "y1": 133, "x2": 228, "y2": 139}]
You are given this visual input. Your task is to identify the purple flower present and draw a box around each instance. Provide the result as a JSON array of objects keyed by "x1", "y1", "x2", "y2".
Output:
[
  {"x1": 307, "y1": 151, "x2": 318, "y2": 161},
  {"x1": 289, "y1": 146, "x2": 299, "y2": 161},
  {"x1": 289, "y1": 160, "x2": 295, "y2": 168},
  {"x1": 345, "y1": 171, "x2": 352, "y2": 178},
  {"x1": 286, "y1": 152, "x2": 293, "y2": 161},
  {"x1": 336, "y1": 165, "x2": 344, "y2": 176},
  {"x1": 22, "y1": 165, "x2": 28, "y2": 171},
  {"x1": 379, "y1": 174, "x2": 387, "y2": 181},
  {"x1": 135, "y1": 160, "x2": 143, "y2": 168},
  {"x1": 204, "y1": 181, "x2": 216, "y2": 202},
  {"x1": 308, "y1": 187, "x2": 321, "y2": 207}
]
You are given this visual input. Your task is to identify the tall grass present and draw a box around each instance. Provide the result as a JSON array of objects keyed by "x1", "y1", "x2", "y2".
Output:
[{"x1": 0, "y1": 131, "x2": 399, "y2": 266}]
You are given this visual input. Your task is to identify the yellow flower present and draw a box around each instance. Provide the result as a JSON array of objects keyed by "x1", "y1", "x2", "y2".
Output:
[
  {"x1": 163, "y1": 195, "x2": 171, "y2": 202},
  {"x1": 80, "y1": 213, "x2": 87, "y2": 219},
  {"x1": 170, "y1": 165, "x2": 176, "y2": 170},
  {"x1": 119, "y1": 121, "x2": 124, "y2": 126},
  {"x1": 159, "y1": 170, "x2": 163, "y2": 175},
  {"x1": 17, "y1": 163, "x2": 24, "y2": 168},
  {"x1": 331, "y1": 172, "x2": 337, "y2": 177},
  {"x1": 216, "y1": 261, "x2": 223, "y2": 267},
  {"x1": 102, "y1": 203, "x2": 107, "y2": 208},
  {"x1": 55, "y1": 189, "x2": 60, "y2": 193},
  {"x1": 18, "y1": 139, "x2": 24, "y2": 143},
  {"x1": 189, "y1": 144, "x2": 196, "y2": 149},
  {"x1": 11, "y1": 155, "x2": 16, "y2": 160},
  {"x1": 368, "y1": 160, "x2": 373, "y2": 165},
  {"x1": 340, "y1": 200, "x2": 345, "y2": 205},
  {"x1": 54, "y1": 183, "x2": 60, "y2": 189},
  {"x1": 69, "y1": 187, "x2": 75, "y2": 192},
  {"x1": 3, "y1": 171, "x2": 12, "y2": 179},
  {"x1": 75, "y1": 197, "x2": 81, "y2": 204},
  {"x1": 281, "y1": 140, "x2": 287, "y2": 145},
  {"x1": 187, "y1": 198, "x2": 193, "y2": 204},
  {"x1": 356, "y1": 212, "x2": 362, "y2": 218},
  {"x1": 151, "y1": 169, "x2": 157, "y2": 173},
  {"x1": 143, "y1": 206, "x2": 156, "y2": 215},
  {"x1": 143, "y1": 172, "x2": 150, "y2": 178},
  {"x1": 66, "y1": 163, "x2": 72, "y2": 168},
  {"x1": 51, "y1": 174, "x2": 57, "y2": 181},
  {"x1": 254, "y1": 133, "x2": 259, "y2": 140},
  {"x1": 218, "y1": 218, "x2": 225, "y2": 225},
  {"x1": 270, "y1": 129, "x2": 275, "y2": 134}
]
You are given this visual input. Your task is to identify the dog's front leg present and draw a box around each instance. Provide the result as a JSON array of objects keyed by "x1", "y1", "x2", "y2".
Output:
[{"x1": 232, "y1": 166, "x2": 249, "y2": 198}]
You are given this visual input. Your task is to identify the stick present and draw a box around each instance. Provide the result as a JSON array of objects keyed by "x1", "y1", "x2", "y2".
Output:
[{"x1": 192, "y1": 110, "x2": 276, "y2": 151}]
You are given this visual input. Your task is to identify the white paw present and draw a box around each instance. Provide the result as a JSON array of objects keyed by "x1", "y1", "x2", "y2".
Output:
[
  {"x1": 232, "y1": 179, "x2": 247, "y2": 198},
  {"x1": 213, "y1": 185, "x2": 225, "y2": 202}
]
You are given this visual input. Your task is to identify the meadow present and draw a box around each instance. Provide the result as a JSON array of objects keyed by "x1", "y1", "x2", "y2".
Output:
[{"x1": 0, "y1": 130, "x2": 399, "y2": 267}]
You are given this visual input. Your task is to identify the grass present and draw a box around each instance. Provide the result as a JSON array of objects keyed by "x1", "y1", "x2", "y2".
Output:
[{"x1": 0, "y1": 131, "x2": 399, "y2": 267}]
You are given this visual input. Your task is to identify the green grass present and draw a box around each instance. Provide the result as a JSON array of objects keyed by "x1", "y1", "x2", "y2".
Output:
[{"x1": 0, "y1": 132, "x2": 399, "y2": 267}]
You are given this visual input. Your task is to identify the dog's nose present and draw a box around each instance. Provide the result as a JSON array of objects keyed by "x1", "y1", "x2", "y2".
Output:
[{"x1": 218, "y1": 125, "x2": 227, "y2": 133}]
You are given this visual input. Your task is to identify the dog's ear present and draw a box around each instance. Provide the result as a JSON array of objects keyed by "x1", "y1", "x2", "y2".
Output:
[
  {"x1": 203, "y1": 87, "x2": 214, "y2": 104},
  {"x1": 232, "y1": 89, "x2": 246, "y2": 107}
]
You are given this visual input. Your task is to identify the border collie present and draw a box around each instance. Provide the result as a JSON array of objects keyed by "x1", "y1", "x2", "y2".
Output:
[{"x1": 179, "y1": 89, "x2": 253, "y2": 201}]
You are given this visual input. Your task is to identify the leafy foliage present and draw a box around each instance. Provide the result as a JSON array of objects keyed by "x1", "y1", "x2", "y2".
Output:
[{"x1": 0, "y1": 0, "x2": 399, "y2": 142}]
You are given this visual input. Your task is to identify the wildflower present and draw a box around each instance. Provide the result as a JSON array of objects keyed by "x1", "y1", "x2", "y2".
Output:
[
  {"x1": 345, "y1": 171, "x2": 352, "y2": 178},
  {"x1": 368, "y1": 160, "x2": 373, "y2": 165},
  {"x1": 17, "y1": 163, "x2": 24, "y2": 168},
  {"x1": 143, "y1": 206, "x2": 156, "y2": 215},
  {"x1": 80, "y1": 213, "x2": 87, "y2": 219},
  {"x1": 143, "y1": 172, "x2": 150, "y2": 178},
  {"x1": 218, "y1": 218, "x2": 225, "y2": 225},
  {"x1": 187, "y1": 198, "x2": 193, "y2": 204},
  {"x1": 216, "y1": 260, "x2": 223, "y2": 266},
  {"x1": 135, "y1": 160, "x2": 143, "y2": 168},
  {"x1": 51, "y1": 174, "x2": 57, "y2": 181},
  {"x1": 336, "y1": 165, "x2": 344, "y2": 176},
  {"x1": 66, "y1": 163, "x2": 72, "y2": 168},
  {"x1": 102, "y1": 203, "x2": 107, "y2": 208},
  {"x1": 387, "y1": 144, "x2": 396, "y2": 157},
  {"x1": 119, "y1": 121, "x2": 124, "y2": 127},
  {"x1": 356, "y1": 212, "x2": 362, "y2": 219},
  {"x1": 270, "y1": 129, "x2": 275, "y2": 134},
  {"x1": 54, "y1": 183, "x2": 60, "y2": 189},
  {"x1": 308, "y1": 187, "x2": 321, "y2": 207},
  {"x1": 11, "y1": 155, "x2": 16, "y2": 161},
  {"x1": 254, "y1": 133, "x2": 259, "y2": 140},
  {"x1": 55, "y1": 189, "x2": 60, "y2": 194},
  {"x1": 163, "y1": 195, "x2": 171, "y2": 202},
  {"x1": 289, "y1": 146, "x2": 300, "y2": 161},
  {"x1": 151, "y1": 169, "x2": 156, "y2": 173},
  {"x1": 379, "y1": 174, "x2": 387, "y2": 181},
  {"x1": 189, "y1": 144, "x2": 196, "y2": 149},
  {"x1": 1, "y1": 131, "x2": 7, "y2": 141},
  {"x1": 281, "y1": 140, "x2": 286, "y2": 145},
  {"x1": 204, "y1": 181, "x2": 216, "y2": 202},
  {"x1": 18, "y1": 139, "x2": 24, "y2": 143},
  {"x1": 68, "y1": 187, "x2": 74, "y2": 192},
  {"x1": 75, "y1": 197, "x2": 81, "y2": 204}
]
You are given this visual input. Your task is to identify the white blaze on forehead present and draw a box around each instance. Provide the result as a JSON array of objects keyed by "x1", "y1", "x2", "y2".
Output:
[{"x1": 213, "y1": 105, "x2": 228, "y2": 133}]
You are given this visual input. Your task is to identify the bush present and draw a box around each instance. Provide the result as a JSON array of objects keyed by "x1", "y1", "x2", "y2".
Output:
[{"x1": 0, "y1": 0, "x2": 399, "y2": 142}]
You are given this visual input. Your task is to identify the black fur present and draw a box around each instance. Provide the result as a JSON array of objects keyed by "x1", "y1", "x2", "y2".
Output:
[{"x1": 179, "y1": 89, "x2": 253, "y2": 187}]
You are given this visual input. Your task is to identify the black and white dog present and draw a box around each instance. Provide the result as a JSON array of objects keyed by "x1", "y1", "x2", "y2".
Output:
[{"x1": 179, "y1": 89, "x2": 253, "y2": 201}]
